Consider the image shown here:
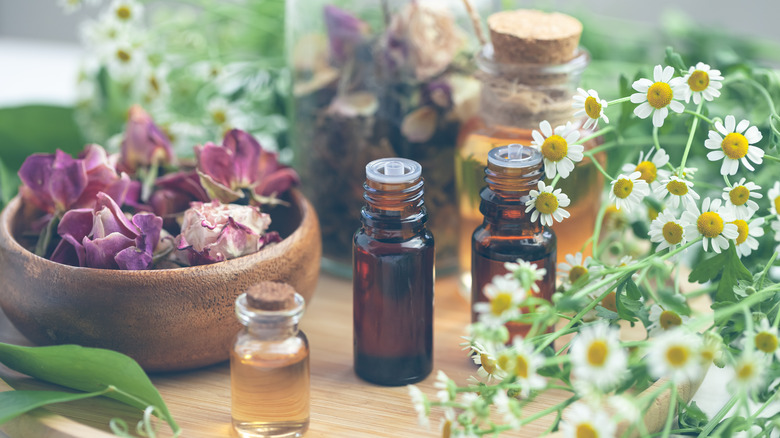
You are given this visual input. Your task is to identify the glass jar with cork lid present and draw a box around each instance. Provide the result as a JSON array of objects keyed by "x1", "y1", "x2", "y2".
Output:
[{"x1": 455, "y1": 9, "x2": 605, "y2": 293}]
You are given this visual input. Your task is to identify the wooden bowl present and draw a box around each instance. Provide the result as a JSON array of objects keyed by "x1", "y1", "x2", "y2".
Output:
[{"x1": 0, "y1": 189, "x2": 321, "y2": 372}]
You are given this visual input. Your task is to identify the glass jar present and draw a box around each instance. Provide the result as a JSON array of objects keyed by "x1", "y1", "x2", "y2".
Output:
[
  {"x1": 287, "y1": 0, "x2": 496, "y2": 276},
  {"x1": 231, "y1": 283, "x2": 310, "y2": 438},
  {"x1": 455, "y1": 42, "x2": 605, "y2": 292}
]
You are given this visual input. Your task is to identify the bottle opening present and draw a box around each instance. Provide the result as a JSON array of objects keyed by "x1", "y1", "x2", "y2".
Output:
[
  {"x1": 366, "y1": 157, "x2": 422, "y2": 184},
  {"x1": 488, "y1": 144, "x2": 542, "y2": 168}
]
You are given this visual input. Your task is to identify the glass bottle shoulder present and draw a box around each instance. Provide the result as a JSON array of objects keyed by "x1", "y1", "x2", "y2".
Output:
[
  {"x1": 354, "y1": 227, "x2": 434, "y2": 254},
  {"x1": 233, "y1": 330, "x2": 309, "y2": 366}
]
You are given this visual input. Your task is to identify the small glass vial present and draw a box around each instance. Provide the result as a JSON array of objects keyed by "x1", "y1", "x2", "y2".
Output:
[
  {"x1": 353, "y1": 158, "x2": 434, "y2": 386},
  {"x1": 471, "y1": 145, "x2": 556, "y2": 339},
  {"x1": 231, "y1": 282, "x2": 310, "y2": 438}
]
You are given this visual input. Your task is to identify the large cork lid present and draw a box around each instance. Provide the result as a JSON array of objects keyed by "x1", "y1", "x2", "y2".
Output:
[
  {"x1": 246, "y1": 281, "x2": 297, "y2": 311},
  {"x1": 488, "y1": 9, "x2": 582, "y2": 64}
]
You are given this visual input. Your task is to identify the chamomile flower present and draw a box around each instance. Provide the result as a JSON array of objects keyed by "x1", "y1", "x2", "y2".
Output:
[
  {"x1": 681, "y1": 197, "x2": 738, "y2": 253},
  {"x1": 609, "y1": 172, "x2": 650, "y2": 212},
  {"x1": 525, "y1": 181, "x2": 571, "y2": 227},
  {"x1": 106, "y1": 0, "x2": 144, "y2": 25},
  {"x1": 493, "y1": 391, "x2": 520, "y2": 428},
  {"x1": 728, "y1": 352, "x2": 767, "y2": 394},
  {"x1": 558, "y1": 252, "x2": 600, "y2": 286},
  {"x1": 731, "y1": 217, "x2": 765, "y2": 258},
  {"x1": 681, "y1": 62, "x2": 724, "y2": 104},
  {"x1": 704, "y1": 115, "x2": 764, "y2": 175},
  {"x1": 434, "y1": 370, "x2": 455, "y2": 402},
  {"x1": 773, "y1": 219, "x2": 780, "y2": 250},
  {"x1": 753, "y1": 319, "x2": 780, "y2": 360},
  {"x1": 630, "y1": 65, "x2": 685, "y2": 127},
  {"x1": 530, "y1": 121, "x2": 584, "y2": 179},
  {"x1": 768, "y1": 181, "x2": 780, "y2": 216},
  {"x1": 573, "y1": 88, "x2": 609, "y2": 130},
  {"x1": 498, "y1": 337, "x2": 546, "y2": 397},
  {"x1": 103, "y1": 38, "x2": 147, "y2": 82},
  {"x1": 722, "y1": 179, "x2": 762, "y2": 220},
  {"x1": 473, "y1": 274, "x2": 524, "y2": 327},
  {"x1": 654, "y1": 175, "x2": 700, "y2": 210},
  {"x1": 407, "y1": 385, "x2": 430, "y2": 427},
  {"x1": 646, "y1": 328, "x2": 703, "y2": 383},
  {"x1": 439, "y1": 408, "x2": 456, "y2": 438},
  {"x1": 504, "y1": 259, "x2": 546, "y2": 293},
  {"x1": 471, "y1": 342, "x2": 505, "y2": 382},
  {"x1": 648, "y1": 210, "x2": 687, "y2": 252},
  {"x1": 700, "y1": 332, "x2": 725, "y2": 366},
  {"x1": 647, "y1": 304, "x2": 690, "y2": 336},
  {"x1": 559, "y1": 403, "x2": 617, "y2": 438},
  {"x1": 621, "y1": 148, "x2": 670, "y2": 190},
  {"x1": 570, "y1": 322, "x2": 628, "y2": 390}
]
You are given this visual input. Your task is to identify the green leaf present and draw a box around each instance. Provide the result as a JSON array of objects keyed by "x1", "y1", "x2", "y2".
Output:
[
  {"x1": 678, "y1": 401, "x2": 708, "y2": 429},
  {"x1": 688, "y1": 243, "x2": 752, "y2": 303},
  {"x1": 0, "y1": 154, "x2": 19, "y2": 210},
  {"x1": 0, "y1": 342, "x2": 179, "y2": 433},
  {"x1": 615, "y1": 277, "x2": 641, "y2": 323},
  {"x1": 664, "y1": 47, "x2": 688, "y2": 73},
  {"x1": 656, "y1": 289, "x2": 691, "y2": 316},
  {"x1": 0, "y1": 389, "x2": 108, "y2": 424}
]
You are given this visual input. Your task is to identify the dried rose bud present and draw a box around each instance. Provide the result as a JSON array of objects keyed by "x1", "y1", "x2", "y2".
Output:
[
  {"x1": 119, "y1": 105, "x2": 173, "y2": 174},
  {"x1": 195, "y1": 129, "x2": 299, "y2": 205},
  {"x1": 174, "y1": 201, "x2": 281, "y2": 266}
]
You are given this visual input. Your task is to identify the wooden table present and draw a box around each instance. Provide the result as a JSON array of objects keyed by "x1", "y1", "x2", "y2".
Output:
[{"x1": 0, "y1": 273, "x2": 577, "y2": 437}]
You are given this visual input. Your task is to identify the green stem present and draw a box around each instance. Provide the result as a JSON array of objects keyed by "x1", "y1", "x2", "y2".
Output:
[
  {"x1": 591, "y1": 202, "x2": 609, "y2": 258},
  {"x1": 697, "y1": 395, "x2": 739, "y2": 438},
  {"x1": 35, "y1": 214, "x2": 60, "y2": 258},
  {"x1": 652, "y1": 125, "x2": 662, "y2": 152},
  {"x1": 679, "y1": 100, "x2": 705, "y2": 174},
  {"x1": 519, "y1": 397, "x2": 576, "y2": 426},
  {"x1": 579, "y1": 125, "x2": 615, "y2": 145},
  {"x1": 764, "y1": 155, "x2": 780, "y2": 163},
  {"x1": 714, "y1": 284, "x2": 780, "y2": 322},
  {"x1": 549, "y1": 174, "x2": 562, "y2": 190},
  {"x1": 585, "y1": 151, "x2": 614, "y2": 181},
  {"x1": 606, "y1": 96, "x2": 632, "y2": 105},
  {"x1": 682, "y1": 109, "x2": 713, "y2": 125},
  {"x1": 661, "y1": 385, "x2": 677, "y2": 438}
]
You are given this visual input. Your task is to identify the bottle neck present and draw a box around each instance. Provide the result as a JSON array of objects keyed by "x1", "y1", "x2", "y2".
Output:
[
  {"x1": 235, "y1": 293, "x2": 305, "y2": 341},
  {"x1": 476, "y1": 44, "x2": 590, "y2": 129},
  {"x1": 246, "y1": 321, "x2": 299, "y2": 340},
  {"x1": 480, "y1": 149, "x2": 544, "y2": 232},
  {"x1": 361, "y1": 177, "x2": 427, "y2": 239}
]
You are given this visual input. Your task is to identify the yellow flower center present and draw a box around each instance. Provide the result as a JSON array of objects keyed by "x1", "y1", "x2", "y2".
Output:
[
  {"x1": 662, "y1": 222, "x2": 683, "y2": 245},
  {"x1": 541, "y1": 135, "x2": 569, "y2": 162},
  {"x1": 569, "y1": 266, "x2": 588, "y2": 283},
  {"x1": 721, "y1": 133, "x2": 749, "y2": 160},
  {"x1": 116, "y1": 49, "x2": 131, "y2": 63},
  {"x1": 635, "y1": 161, "x2": 658, "y2": 183},
  {"x1": 666, "y1": 345, "x2": 689, "y2": 367},
  {"x1": 584, "y1": 96, "x2": 602, "y2": 120},
  {"x1": 666, "y1": 179, "x2": 689, "y2": 196},
  {"x1": 647, "y1": 82, "x2": 673, "y2": 109},
  {"x1": 659, "y1": 310, "x2": 683, "y2": 330},
  {"x1": 497, "y1": 353, "x2": 511, "y2": 372},
  {"x1": 116, "y1": 5, "x2": 132, "y2": 20},
  {"x1": 687, "y1": 70, "x2": 710, "y2": 92},
  {"x1": 576, "y1": 423, "x2": 598, "y2": 438},
  {"x1": 697, "y1": 212, "x2": 724, "y2": 238},
  {"x1": 491, "y1": 292, "x2": 513, "y2": 316},
  {"x1": 736, "y1": 362, "x2": 754, "y2": 381},
  {"x1": 601, "y1": 292, "x2": 617, "y2": 312},
  {"x1": 700, "y1": 347, "x2": 715, "y2": 363},
  {"x1": 774, "y1": 196, "x2": 780, "y2": 214},
  {"x1": 612, "y1": 178, "x2": 634, "y2": 199},
  {"x1": 731, "y1": 220, "x2": 749, "y2": 245},
  {"x1": 648, "y1": 207, "x2": 659, "y2": 221},
  {"x1": 536, "y1": 192, "x2": 559, "y2": 215},
  {"x1": 587, "y1": 340, "x2": 609, "y2": 367},
  {"x1": 442, "y1": 420, "x2": 452, "y2": 438},
  {"x1": 728, "y1": 186, "x2": 750, "y2": 206},
  {"x1": 480, "y1": 353, "x2": 497, "y2": 374},
  {"x1": 755, "y1": 332, "x2": 778, "y2": 354},
  {"x1": 212, "y1": 110, "x2": 227, "y2": 125},
  {"x1": 515, "y1": 354, "x2": 529, "y2": 378}
]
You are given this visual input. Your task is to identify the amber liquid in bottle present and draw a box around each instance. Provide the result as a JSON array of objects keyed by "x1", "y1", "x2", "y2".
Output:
[
  {"x1": 231, "y1": 343, "x2": 310, "y2": 438},
  {"x1": 457, "y1": 122, "x2": 603, "y2": 292},
  {"x1": 470, "y1": 145, "x2": 556, "y2": 339},
  {"x1": 353, "y1": 158, "x2": 434, "y2": 386}
]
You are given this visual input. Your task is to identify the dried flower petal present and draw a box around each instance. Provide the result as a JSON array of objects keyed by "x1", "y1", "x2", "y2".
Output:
[
  {"x1": 119, "y1": 105, "x2": 173, "y2": 174},
  {"x1": 401, "y1": 106, "x2": 438, "y2": 143}
]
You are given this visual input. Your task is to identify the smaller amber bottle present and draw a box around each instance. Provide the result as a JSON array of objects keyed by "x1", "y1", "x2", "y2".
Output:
[
  {"x1": 353, "y1": 158, "x2": 434, "y2": 386},
  {"x1": 472, "y1": 145, "x2": 556, "y2": 339},
  {"x1": 231, "y1": 282, "x2": 310, "y2": 438}
]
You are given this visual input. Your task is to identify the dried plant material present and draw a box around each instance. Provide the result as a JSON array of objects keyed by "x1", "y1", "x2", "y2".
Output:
[
  {"x1": 402, "y1": 106, "x2": 439, "y2": 143},
  {"x1": 327, "y1": 92, "x2": 379, "y2": 118}
]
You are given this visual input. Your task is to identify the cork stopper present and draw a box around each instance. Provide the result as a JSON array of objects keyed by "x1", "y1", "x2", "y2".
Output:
[
  {"x1": 487, "y1": 9, "x2": 582, "y2": 64},
  {"x1": 245, "y1": 281, "x2": 297, "y2": 311}
]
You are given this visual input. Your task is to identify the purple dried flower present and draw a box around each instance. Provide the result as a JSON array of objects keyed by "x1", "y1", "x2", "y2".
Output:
[
  {"x1": 51, "y1": 192, "x2": 163, "y2": 270},
  {"x1": 119, "y1": 105, "x2": 174, "y2": 175},
  {"x1": 323, "y1": 4, "x2": 370, "y2": 64},
  {"x1": 174, "y1": 201, "x2": 281, "y2": 266},
  {"x1": 195, "y1": 129, "x2": 299, "y2": 205}
]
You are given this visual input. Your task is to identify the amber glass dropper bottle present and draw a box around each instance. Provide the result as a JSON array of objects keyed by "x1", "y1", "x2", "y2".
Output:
[
  {"x1": 353, "y1": 158, "x2": 434, "y2": 386},
  {"x1": 471, "y1": 144, "x2": 556, "y2": 339}
]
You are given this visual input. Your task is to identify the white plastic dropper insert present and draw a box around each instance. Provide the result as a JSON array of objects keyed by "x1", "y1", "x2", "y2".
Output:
[
  {"x1": 365, "y1": 158, "x2": 422, "y2": 184},
  {"x1": 487, "y1": 143, "x2": 542, "y2": 168}
]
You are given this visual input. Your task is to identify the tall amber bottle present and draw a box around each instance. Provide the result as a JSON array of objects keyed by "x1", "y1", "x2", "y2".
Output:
[
  {"x1": 353, "y1": 158, "x2": 434, "y2": 386},
  {"x1": 472, "y1": 145, "x2": 556, "y2": 339},
  {"x1": 456, "y1": 10, "x2": 604, "y2": 292}
]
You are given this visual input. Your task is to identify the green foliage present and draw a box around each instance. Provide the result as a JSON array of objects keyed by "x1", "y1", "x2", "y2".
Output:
[
  {"x1": 0, "y1": 155, "x2": 18, "y2": 210},
  {"x1": 678, "y1": 401, "x2": 709, "y2": 429},
  {"x1": 0, "y1": 342, "x2": 179, "y2": 434},
  {"x1": 0, "y1": 389, "x2": 108, "y2": 424},
  {"x1": 688, "y1": 243, "x2": 753, "y2": 303},
  {"x1": 0, "y1": 106, "x2": 84, "y2": 171}
]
